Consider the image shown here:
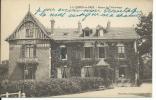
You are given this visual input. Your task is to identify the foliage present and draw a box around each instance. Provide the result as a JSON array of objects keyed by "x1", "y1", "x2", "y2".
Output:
[
  {"x1": 70, "y1": 77, "x2": 108, "y2": 91},
  {"x1": 0, "y1": 80, "x2": 36, "y2": 97},
  {"x1": 0, "y1": 77, "x2": 111, "y2": 97},
  {"x1": 135, "y1": 12, "x2": 152, "y2": 56},
  {"x1": 35, "y1": 79, "x2": 64, "y2": 97},
  {"x1": 135, "y1": 12, "x2": 152, "y2": 85},
  {"x1": 142, "y1": 55, "x2": 152, "y2": 79}
]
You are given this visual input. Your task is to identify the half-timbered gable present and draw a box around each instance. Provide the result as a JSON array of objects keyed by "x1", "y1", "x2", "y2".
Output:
[
  {"x1": 6, "y1": 11, "x2": 52, "y2": 81},
  {"x1": 6, "y1": 11, "x2": 50, "y2": 41}
]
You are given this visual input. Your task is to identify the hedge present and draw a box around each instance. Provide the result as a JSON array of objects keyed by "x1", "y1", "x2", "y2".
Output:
[
  {"x1": 0, "y1": 77, "x2": 112, "y2": 97},
  {"x1": 0, "y1": 80, "x2": 36, "y2": 97}
]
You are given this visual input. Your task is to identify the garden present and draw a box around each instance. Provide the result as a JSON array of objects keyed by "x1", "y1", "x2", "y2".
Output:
[{"x1": 0, "y1": 77, "x2": 112, "y2": 97}]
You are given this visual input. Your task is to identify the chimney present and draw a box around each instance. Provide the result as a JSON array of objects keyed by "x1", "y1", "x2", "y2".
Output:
[
  {"x1": 50, "y1": 19, "x2": 55, "y2": 34},
  {"x1": 77, "y1": 21, "x2": 82, "y2": 33},
  {"x1": 106, "y1": 20, "x2": 111, "y2": 32}
]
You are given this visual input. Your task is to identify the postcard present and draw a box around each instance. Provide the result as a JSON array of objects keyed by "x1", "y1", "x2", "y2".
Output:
[{"x1": 0, "y1": 0, "x2": 153, "y2": 98}]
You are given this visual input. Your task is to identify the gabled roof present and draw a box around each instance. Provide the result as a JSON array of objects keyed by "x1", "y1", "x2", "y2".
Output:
[{"x1": 6, "y1": 11, "x2": 50, "y2": 41}]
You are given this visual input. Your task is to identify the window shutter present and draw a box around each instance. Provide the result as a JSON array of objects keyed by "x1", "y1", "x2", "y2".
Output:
[
  {"x1": 67, "y1": 67, "x2": 71, "y2": 78},
  {"x1": 90, "y1": 47, "x2": 93, "y2": 58},
  {"x1": 106, "y1": 46, "x2": 109, "y2": 58},
  {"x1": 81, "y1": 67, "x2": 85, "y2": 78},
  {"x1": 57, "y1": 67, "x2": 62, "y2": 78},
  {"x1": 114, "y1": 46, "x2": 118, "y2": 58},
  {"x1": 82, "y1": 48, "x2": 85, "y2": 58},
  {"x1": 95, "y1": 47, "x2": 99, "y2": 59},
  {"x1": 33, "y1": 45, "x2": 36, "y2": 57}
]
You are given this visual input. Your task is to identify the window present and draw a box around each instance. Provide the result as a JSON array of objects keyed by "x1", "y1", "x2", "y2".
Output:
[
  {"x1": 118, "y1": 46, "x2": 125, "y2": 53},
  {"x1": 85, "y1": 30, "x2": 90, "y2": 36},
  {"x1": 60, "y1": 46, "x2": 67, "y2": 60},
  {"x1": 81, "y1": 66, "x2": 93, "y2": 77},
  {"x1": 23, "y1": 45, "x2": 36, "y2": 58},
  {"x1": 24, "y1": 65, "x2": 35, "y2": 79},
  {"x1": 99, "y1": 30, "x2": 104, "y2": 36},
  {"x1": 26, "y1": 29, "x2": 30, "y2": 37},
  {"x1": 26, "y1": 29, "x2": 33, "y2": 38},
  {"x1": 118, "y1": 46, "x2": 125, "y2": 58},
  {"x1": 98, "y1": 47, "x2": 106, "y2": 58},
  {"x1": 83, "y1": 27, "x2": 92, "y2": 37},
  {"x1": 57, "y1": 66, "x2": 70, "y2": 78},
  {"x1": 84, "y1": 47, "x2": 92, "y2": 58}
]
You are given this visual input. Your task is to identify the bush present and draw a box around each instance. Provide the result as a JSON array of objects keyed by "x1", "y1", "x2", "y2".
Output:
[
  {"x1": 0, "y1": 79, "x2": 9, "y2": 94},
  {"x1": 35, "y1": 79, "x2": 63, "y2": 97},
  {"x1": 0, "y1": 80, "x2": 36, "y2": 97},
  {"x1": 56, "y1": 79, "x2": 81, "y2": 94},
  {"x1": 0, "y1": 77, "x2": 111, "y2": 97},
  {"x1": 71, "y1": 77, "x2": 105, "y2": 91}
]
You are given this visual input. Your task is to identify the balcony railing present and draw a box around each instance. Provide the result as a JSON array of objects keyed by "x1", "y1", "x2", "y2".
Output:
[{"x1": 17, "y1": 57, "x2": 38, "y2": 64}]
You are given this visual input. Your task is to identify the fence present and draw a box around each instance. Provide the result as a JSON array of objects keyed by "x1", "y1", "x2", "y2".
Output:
[{"x1": 0, "y1": 91, "x2": 25, "y2": 98}]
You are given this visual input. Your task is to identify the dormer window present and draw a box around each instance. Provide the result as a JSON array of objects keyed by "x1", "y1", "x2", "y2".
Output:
[
  {"x1": 85, "y1": 30, "x2": 90, "y2": 36},
  {"x1": 96, "y1": 25, "x2": 106, "y2": 37},
  {"x1": 99, "y1": 29, "x2": 104, "y2": 37},
  {"x1": 83, "y1": 27, "x2": 92, "y2": 37},
  {"x1": 98, "y1": 29, "x2": 107, "y2": 37}
]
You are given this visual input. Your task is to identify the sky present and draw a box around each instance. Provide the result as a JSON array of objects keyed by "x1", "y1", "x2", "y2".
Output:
[{"x1": 1, "y1": 0, "x2": 153, "y2": 60}]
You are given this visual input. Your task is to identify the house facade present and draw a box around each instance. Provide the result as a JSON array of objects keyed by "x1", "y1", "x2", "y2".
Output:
[{"x1": 6, "y1": 11, "x2": 139, "y2": 83}]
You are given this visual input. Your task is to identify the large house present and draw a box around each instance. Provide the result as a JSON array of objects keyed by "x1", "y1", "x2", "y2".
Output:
[{"x1": 6, "y1": 10, "x2": 139, "y2": 84}]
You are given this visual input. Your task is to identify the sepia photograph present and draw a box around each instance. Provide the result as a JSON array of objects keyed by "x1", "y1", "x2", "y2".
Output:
[{"x1": 0, "y1": 0, "x2": 153, "y2": 98}]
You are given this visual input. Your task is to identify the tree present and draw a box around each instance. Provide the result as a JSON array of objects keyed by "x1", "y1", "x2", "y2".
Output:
[
  {"x1": 135, "y1": 12, "x2": 152, "y2": 85},
  {"x1": 135, "y1": 12, "x2": 152, "y2": 56}
]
